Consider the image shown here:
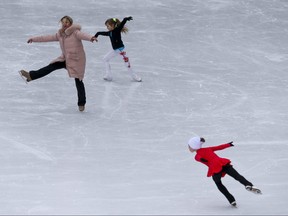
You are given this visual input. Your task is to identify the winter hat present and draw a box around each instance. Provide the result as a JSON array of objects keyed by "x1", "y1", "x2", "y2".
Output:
[{"x1": 188, "y1": 136, "x2": 202, "y2": 150}]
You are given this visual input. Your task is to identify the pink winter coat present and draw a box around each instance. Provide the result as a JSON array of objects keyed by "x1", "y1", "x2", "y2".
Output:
[{"x1": 30, "y1": 24, "x2": 92, "y2": 80}]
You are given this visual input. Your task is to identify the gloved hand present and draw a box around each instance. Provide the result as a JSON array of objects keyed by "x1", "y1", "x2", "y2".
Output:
[
  {"x1": 228, "y1": 141, "x2": 234, "y2": 146},
  {"x1": 125, "y1": 16, "x2": 133, "y2": 21}
]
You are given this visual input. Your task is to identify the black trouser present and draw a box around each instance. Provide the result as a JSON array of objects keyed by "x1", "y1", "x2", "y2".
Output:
[
  {"x1": 212, "y1": 164, "x2": 253, "y2": 204},
  {"x1": 29, "y1": 61, "x2": 86, "y2": 106}
]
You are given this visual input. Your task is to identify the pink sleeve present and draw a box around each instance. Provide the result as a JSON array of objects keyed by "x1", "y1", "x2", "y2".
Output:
[
  {"x1": 74, "y1": 30, "x2": 93, "y2": 41},
  {"x1": 31, "y1": 34, "x2": 58, "y2": 42}
]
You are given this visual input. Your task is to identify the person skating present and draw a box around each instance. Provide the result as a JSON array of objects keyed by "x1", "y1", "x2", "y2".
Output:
[
  {"x1": 20, "y1": 15, "x2": 96, "y2": 111},
  {"x1": 92, "y1": 16, "x2": 141, "y2": 82},
  {"x1": 188, "y1": 136, "x2": 261, "y2": 207}
]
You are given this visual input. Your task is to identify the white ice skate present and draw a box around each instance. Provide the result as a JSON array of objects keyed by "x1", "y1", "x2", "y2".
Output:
[
  {"x1": 132, "y1": 74, "x2": 142, "y2": 82},
  {"x1": 245, "y1": 185, "x2": 262, "y2": 194}
]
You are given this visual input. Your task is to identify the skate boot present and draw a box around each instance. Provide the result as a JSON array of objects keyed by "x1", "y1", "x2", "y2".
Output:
[
  {"x1": 245, "y1": 185, "x2": 262, "y2": 194},
  {"x1": 230, "y1": 201, "x2": 237, "y2": 207},
  {"x1": 103, "y1": 76, "x2": 112, "y2": 81},
  {"x1": 132, "y1": 74, "x2": 142, "y2": 82},
  {"x1": 78, "y1": 105, "x2": 85, "y2": 112},
  {"x1": 19, "y1": 70, "x2": 32, "y2": 82}
]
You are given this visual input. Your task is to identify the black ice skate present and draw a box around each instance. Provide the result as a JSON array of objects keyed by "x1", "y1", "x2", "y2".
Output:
[{"x1": 230, "y1": 201, "x2": 237, "y2": 207}]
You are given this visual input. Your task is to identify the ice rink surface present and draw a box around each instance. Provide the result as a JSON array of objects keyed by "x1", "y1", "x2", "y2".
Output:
[{"x1": 1, "y1": 0, "x2": 288, "y2": 214}]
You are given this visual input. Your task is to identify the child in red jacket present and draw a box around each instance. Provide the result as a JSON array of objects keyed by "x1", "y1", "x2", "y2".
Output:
[{"x1": 188, "y1": 136, "x2": 261, "y2": 207}]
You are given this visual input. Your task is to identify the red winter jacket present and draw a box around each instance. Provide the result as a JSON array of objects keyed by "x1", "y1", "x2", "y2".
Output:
[{"x1": 195, "y1": 143, "x2": 232, "y2": 177}]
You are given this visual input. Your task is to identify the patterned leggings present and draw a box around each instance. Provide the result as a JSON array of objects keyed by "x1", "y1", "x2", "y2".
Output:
[{"x1": 103, "y1": 49, "x2": 135, "y2": 78}]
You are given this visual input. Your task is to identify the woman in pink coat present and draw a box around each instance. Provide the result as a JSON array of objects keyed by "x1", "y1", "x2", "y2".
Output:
[
  {"x1": 20, "y1": 15, "x2": 96, "y2": 111},
  {"x1": 188, "y1": 136, "x2": 261, "y2": 207}
]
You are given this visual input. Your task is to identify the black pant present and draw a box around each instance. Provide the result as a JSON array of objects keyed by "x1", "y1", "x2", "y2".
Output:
[
  {"x1": 212, "y1": 164, "x2": 253, "y2": 204},
  {"x1": 29, "y1": 61, "x2": 86, "y2": 106}
]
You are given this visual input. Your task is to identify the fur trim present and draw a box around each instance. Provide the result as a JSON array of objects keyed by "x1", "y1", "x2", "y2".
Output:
[{"x1": 63, "y1": 24, "x2": 81, "y2": 36}]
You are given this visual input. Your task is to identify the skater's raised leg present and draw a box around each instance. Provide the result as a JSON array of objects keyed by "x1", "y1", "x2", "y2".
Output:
[
  {"x1": 224, "y1": 165, "x2": 253, "y2": 186},
  {"x1": 30, "y1": 61, "x2": 66, "y2": 80},
  {"x1": 21, "y1": 61, "x2": 66, "y2": 82},
  {"x1": 223, "y1": 164, "x2": 262, "y2": 194}
]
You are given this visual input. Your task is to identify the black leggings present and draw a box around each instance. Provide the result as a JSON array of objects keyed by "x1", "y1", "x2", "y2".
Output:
[
  {"x1": 29, "y1": 61, "x2": 86, "y2": 106},
  {"x1": 212, "y1": 164, "x2": 253, "y2": 203}
]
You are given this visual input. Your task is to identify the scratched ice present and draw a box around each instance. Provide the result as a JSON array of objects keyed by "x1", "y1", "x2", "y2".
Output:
[{"x1": 0, "y1": 0, "x2": 287, "y2": 214}]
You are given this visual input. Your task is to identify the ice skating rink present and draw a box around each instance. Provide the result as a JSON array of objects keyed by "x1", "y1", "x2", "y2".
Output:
[{"x1": 1, "y1": 0, "x2": 288, "y2": 214}]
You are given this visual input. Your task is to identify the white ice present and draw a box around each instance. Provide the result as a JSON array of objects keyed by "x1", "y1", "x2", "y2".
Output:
[{"x1": 1, "y1": 0, "x2": 288, "y2": 214}]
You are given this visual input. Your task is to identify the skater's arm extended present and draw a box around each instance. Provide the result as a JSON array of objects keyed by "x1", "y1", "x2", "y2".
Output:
[
  {"x1": 75, "y1": 30, "x2": 95, "y2": 42},
  {"x1": 27, "y1": 34, "x2": 58, "y2": 43},
  {"x1": 94, "y1": 31, "x2": 110, "y2": 37},
  {"x1": 118, "y1": 16, "x2": 132, "y2": 30},
  {"x1": 210, "y1": 142, "x2": 234, "y2": 151}
]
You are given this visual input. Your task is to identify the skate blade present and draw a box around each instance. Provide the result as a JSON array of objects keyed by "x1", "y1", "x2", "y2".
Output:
[
  {"x1": 254, "y1": 190, "x2": 262, "y2": 194},
  {"x1": 230, "y1": 201, "x2": 237, "y2": 208},
  {"x1": 251, "y1": 189, "x2": 262, "y2": 194}
]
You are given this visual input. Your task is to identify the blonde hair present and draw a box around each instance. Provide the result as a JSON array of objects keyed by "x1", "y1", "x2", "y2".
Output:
[
  {"x1": 60, "y1": 15, "x2": 73, "y2": 24},
  {"x1": 105, "y1": 18, "x2": 128, "y2": 33}
]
